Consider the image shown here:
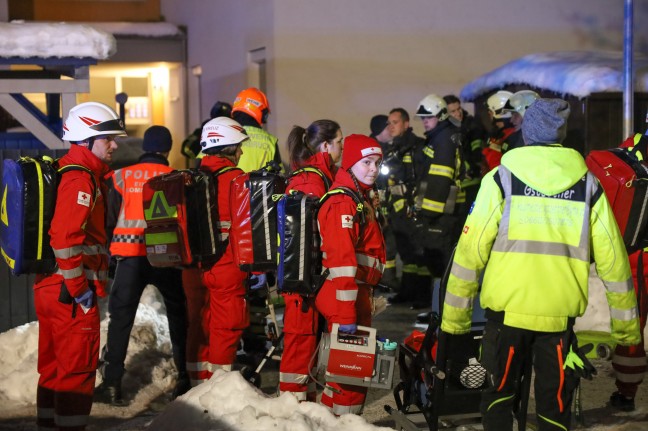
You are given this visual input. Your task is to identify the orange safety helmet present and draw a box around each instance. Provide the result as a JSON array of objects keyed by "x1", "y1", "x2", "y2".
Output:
[{"x1": 232, "y1": 87, "x2": 270, "y2": 125}]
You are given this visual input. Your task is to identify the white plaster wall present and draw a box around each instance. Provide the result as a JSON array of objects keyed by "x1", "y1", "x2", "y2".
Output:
[{"x1": 161, "y1": 0, "x2": 644, "y2": 164}]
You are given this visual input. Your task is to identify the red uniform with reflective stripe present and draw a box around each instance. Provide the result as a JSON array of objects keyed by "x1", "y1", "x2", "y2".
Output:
[
  {"x1": 109, "y1": 159, "x2": 173, "y2": 257},
  {"x1": 315, "y1": 168, "x2": 385, "y2": 414},
  {"x1": 33, "y1": 144, "x2": 110, "y2": 430},
  {"x1": 613, "y1": 133, "x2": 648, "y2": 398},
  {"x1": 280, "y1": 152, "x2": 336, "y2": 401},
  {"x1": 199, "y1": 156, "x2": 248, "y2": 371}
]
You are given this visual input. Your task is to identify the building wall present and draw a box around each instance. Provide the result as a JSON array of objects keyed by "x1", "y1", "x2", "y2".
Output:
[
  {"x1": 161, "y1": 0, "x2": 644, "y2": 164},
  {"x1": 9, "y1": 0, "x2": 160, "y2": 22}
]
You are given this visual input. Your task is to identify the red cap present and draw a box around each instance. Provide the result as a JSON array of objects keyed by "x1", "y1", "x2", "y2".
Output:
[{"x1": 341, "y1": 134, "x2": 383, "y2": 171}]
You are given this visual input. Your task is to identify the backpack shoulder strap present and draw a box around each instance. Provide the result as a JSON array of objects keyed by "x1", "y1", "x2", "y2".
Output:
[
  {"x1": 320, "y1": 186, "x2": 366, "y2": 224},
  {"x1": 213, "y1": 166, "x2": 243, "y2": 177},
  {"x1": 290, "y1": 166, "x2": 332, "y2": 191},
  {"x1": 57, "y1": 163, "x2": 98, "y2": 202}
]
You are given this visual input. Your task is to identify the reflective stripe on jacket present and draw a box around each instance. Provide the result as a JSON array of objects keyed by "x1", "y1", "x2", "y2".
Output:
[
  {"x1": 317, "y1": 169, "x2": 385, "y2": 324},
  {"x1": 35, "y1": 145, "x2": 111, "y2": 298},
  {"x1": 442, "y1": 144, "x2": 640, "y2": 346}
]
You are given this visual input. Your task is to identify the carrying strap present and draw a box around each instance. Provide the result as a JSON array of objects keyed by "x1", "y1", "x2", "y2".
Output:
[
  {"x1": 289, "y1": 166, "x2": 332, "y2": 192},
  {"x1": 211, "y1": 165, "x2": 242, "y2": 178},
  {"x1": 320, "y1": 186, "x2": 366, "y2": 225},
  {"x1": 56, "y1": 162, "x2": 98, "y2": 209}
]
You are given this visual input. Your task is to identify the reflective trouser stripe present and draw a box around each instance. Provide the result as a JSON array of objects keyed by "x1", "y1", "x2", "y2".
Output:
[
  {"x1": 332, "y1": 402, "x2": 363, "y2": 415},
  {"x1": 279, "y1": 372, "x2": 309, "y2": 385}
]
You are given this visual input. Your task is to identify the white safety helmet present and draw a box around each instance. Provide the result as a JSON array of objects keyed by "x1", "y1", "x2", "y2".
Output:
[
  {"x1": 504, "y1": 90, "x2": 540, "y2": 117},
  {"x1": 487, "y1": 90, "x2": 513, "y2": 119},
  {"x1": 200, "y1": 116, "x2": 249, "y2": 153},
  {"x1": 62, "y1": 102, "x2": 126, "y2": 142},
  {"x1": 415, "y1": 94, "x2": 449, "y2": 121}
]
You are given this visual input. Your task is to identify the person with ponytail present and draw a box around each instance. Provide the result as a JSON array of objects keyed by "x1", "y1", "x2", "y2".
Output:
[
  {"x1": 279, "y1": 119, "x2": 342, "y2": 402},
  {"x1": 315, "y1": 134, "x2": 386, "y2": 415}
]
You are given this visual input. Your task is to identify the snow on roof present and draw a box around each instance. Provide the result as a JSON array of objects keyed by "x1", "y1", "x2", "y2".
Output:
[
  {"x1": 0, "y1": 21, "x2": 116, "y2": 60},
  {"x1": 0, "y1": 21, "x2": 182, "y2": 61},
  {"x1": 460, "y1": 51, "x2": 648, "y2": 101},
  {"x1": 88, "y1": 21, "x2": 183, "y2": 38}
]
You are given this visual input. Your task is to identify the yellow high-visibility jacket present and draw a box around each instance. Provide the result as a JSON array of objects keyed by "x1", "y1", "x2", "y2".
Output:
[
  {"x1": 441, "y1": 144, "x2": 641, "y2": 347},
  {"x1": 237, "y1": 125, "x2": 281, "y2": 172}
]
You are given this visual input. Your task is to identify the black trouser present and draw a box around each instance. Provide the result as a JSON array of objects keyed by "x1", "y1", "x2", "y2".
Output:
[
  {"x1": 103, "y1": 256, "x2": 187, "y2": 383},
  {"x1": 391, "y1": 211, "x2": 430, "y2": 301},
  {"x1": 479, "y1": 319, "x2": 579, "y2": 431}
]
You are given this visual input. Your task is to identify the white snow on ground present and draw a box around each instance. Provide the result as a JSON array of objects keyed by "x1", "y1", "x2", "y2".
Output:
[
  {"x1": 0, "y1": 287, "x2": 390, "y2": 431},
  {"x1": 0, "y1": 279, "x2": 644, "y2": 430},
  {"x1": 460, "y1": 51, "x2": 648, "y2": 101}
]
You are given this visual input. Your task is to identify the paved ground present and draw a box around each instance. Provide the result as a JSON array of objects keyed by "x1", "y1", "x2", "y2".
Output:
[{"x1": 1, "y1": 294, "x2": 647, "y2": 431}]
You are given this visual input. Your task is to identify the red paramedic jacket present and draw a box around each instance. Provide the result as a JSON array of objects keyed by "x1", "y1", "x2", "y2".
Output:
[
  {"x1": 199, "y1": 155, "x2": 243, "y2": 266},
  {"x1": 316, "y1": 169, "x2": 386, "y2": 324},
  {"x1": 286, "y1": 152, "x2": 336, "y2": 195},
  {"x1": 34, "y1": 144, "x2": 111, "y2": 298}
]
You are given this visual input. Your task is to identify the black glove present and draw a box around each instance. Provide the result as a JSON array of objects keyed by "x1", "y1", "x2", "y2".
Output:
[{"x1": 563, "y1": 343, "x2": 597, "y2": 380}]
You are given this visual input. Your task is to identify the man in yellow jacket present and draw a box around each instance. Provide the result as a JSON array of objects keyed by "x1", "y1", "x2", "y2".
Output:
[{"x1": 441, "y1": 98, "x2": 641, "y2": 431}]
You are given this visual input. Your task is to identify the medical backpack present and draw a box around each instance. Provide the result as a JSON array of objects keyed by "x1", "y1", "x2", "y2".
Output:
[
  {"x1": 0, "y1": 156, "x2": 96, "y2": 275},
  {"x1": 586, "y1": 147, "x2": 648, "y2": 253},
  {"x1": 229, "y1": 164, "x2": 286, "y2": 271},
  {"x1": 142, "y1": 167, "x2": 236, "y2": 268},
  {"x1": 276, "y1": 186, "x2": 365, "y2": 296}
]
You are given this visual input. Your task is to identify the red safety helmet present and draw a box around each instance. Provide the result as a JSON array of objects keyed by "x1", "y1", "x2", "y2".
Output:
[{"x1": 232, "y1": 87, "x2": 270, "y2": 124}]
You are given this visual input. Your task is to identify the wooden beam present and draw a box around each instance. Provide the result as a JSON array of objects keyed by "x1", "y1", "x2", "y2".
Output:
[{"x1": 0, "y1": 94, "x2": 67, "y2": 149}]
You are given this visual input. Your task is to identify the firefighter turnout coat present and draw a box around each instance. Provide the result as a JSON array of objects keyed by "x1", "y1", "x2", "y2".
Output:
[
  {"x1": 280, "y1": 152, "x2": 336, "y2": 401},
  {"x1": 33, "y1": 144, "x2": 111, "y2": 430},
  {"x1": 441, "y1": 143, "x2": 641, "y2": 343}
]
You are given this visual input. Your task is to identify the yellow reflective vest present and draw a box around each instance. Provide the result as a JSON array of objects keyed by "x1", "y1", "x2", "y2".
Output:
[
  {"x1": 237, "y1": 125, "x2": 281, "y2": 172},
  {"x1": 441, "y1": 144, "x2": 641, "y2": 346}
]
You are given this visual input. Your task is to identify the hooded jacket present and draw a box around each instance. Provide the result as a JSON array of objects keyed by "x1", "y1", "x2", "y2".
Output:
[{"x1": 441, "y1": 144, "x2": 641, "y2": 346}]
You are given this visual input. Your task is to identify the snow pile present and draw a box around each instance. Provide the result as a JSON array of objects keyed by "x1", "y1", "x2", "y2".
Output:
[
  {"x1": 460, "y1": 51, "x2": 648, "y2": 101},
  {"x1": 151, "y1": 370, "x2": 391, "y2": 431},
  {"x1": 0, "y1": 21, "x2": 116, "y2": 59}
]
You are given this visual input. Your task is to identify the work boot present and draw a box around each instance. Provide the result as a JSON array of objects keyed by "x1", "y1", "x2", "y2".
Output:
[
  {"x1": 94, "y1": 380, "x2": 126, "y2": 406},
  {"x1": 171, "y1": 373, "x2": 192, "y2": 400},
  {"x1": 609, "y1": 391, "x2": 635, "y2": 412}
]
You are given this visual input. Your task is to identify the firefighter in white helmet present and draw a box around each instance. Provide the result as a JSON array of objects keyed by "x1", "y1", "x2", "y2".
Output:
[
  {"x1": 483, "y1": 90, "x2": 515, "y2": 173},
  {"x1": 502, "y1": 90, "x2": 540, "y2": 152},
  {"x1": 412, "y1": 94, "x2": 465, "y2": 309},
  {"x1": 193, "y1": 117, "x2": 250, "y2": 378},
  {"x1": 35, "y1": 102, "x2": 125, "y2": 430}
]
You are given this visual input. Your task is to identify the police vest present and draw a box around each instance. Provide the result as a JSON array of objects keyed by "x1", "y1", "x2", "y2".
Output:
[{"x1": 110, "y1": 163, "x2": 174, "y2": 257}]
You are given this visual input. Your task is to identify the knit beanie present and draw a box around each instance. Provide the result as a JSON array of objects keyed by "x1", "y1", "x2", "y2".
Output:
[
  {"x1": 370, "y1": 114, "x2": 388, "y2": 137},
  {"x1": 341, "y1": 134, "x2": 383, "y2": 171},
  {"x1": 143, "y1": 125, "x2": 173, "y2": 153},
  {"x1": 522, "y1": 98, "x2": 570, "y2": 145}
]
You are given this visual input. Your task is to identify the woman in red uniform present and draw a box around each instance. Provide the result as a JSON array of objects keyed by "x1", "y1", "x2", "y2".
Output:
[
  {"x1": 315, "y1": 134, "x2": 385, "y2": 415},
  {"x1": 279, "y1": 119, "x2": 342, "y2": 401},
  {"x1": 197, "y1": 117, "x2": 249, "y2": 375}
]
